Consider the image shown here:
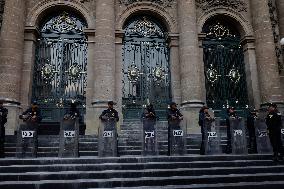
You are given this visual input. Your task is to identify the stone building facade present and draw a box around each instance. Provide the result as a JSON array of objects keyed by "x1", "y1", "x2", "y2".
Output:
[{"x1": 0, "y1": 0, "x2": 284, "y2": 135}]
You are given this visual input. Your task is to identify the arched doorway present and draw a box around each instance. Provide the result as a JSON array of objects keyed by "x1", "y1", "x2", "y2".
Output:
[
  {"x1": 32, "y1": 12, "x2": 88, "y2": 124},
  {"x1": 202, "y1": 16, "x2": 249, "y2": 116},
  {"x1": 122, "y1": 16, "x2": 171, "y2": 119}
]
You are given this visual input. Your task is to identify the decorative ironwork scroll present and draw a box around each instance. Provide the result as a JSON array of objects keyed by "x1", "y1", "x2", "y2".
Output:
[
  {"x1": 122, "y1": 16, "x2": 171, "y2": 119},
  {"x1": 119, "y1": 0, "x2": 174, "y2": 7},
  {"x1": 196, "y1": 0, "x2": 247, "y2": 12},
  {"x1": 32, "y1": 12, "x2": 87, "y2": 122}
]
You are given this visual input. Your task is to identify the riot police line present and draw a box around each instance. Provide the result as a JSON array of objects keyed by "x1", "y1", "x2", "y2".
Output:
[{"x1": 0, "y1": 100, "x2": 284, "y2": 161}]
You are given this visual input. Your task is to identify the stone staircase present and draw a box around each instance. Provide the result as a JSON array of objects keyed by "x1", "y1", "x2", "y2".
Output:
[
  {"x1": 2, "y1": 121, "x2": 284, "y2": 188},
  {"x1": 0, "y1": 155, "x2": 284, "y2": 188}
]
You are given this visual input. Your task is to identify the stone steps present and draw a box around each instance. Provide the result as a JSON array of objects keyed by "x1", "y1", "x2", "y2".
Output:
[{"x1": 0, "y1": 155, "x2": 283, "y2": 188}]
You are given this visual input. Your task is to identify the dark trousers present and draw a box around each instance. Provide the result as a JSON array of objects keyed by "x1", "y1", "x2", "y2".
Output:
[
  {"x1": 269, "y1": 128, "x2": 284, "y2": 156},
  {"x1": 226, "y1": 125, "x2": 232, "y2": 153},
  {"x1": 200, "y1": 126, "x2": 205, "y2": 155},
  {"x1": 248, "y1": 127, "x2": 257, "y2": 153},
  {"x1": 0, "y1": 125, "x2": 5, "y2": 157}
]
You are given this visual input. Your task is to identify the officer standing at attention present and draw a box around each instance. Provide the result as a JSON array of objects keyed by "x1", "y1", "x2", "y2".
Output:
[
  {"x1": 247, "y1": 108, "x2": 258, "y2": 154},
  {"x1": 20, "y1": 101, "x2": 42, "y2": 123},
  {"x1": 198, "y1": 106, "x2": 212, "y2": 155},
  {"x1": 99, "y1": 101, "x2": 119, "y2": 122},
  {"x1": 266, "y1": 103, "x2": 284, "y2": 162},
  {"x1": 0, "y1": 101, "x2": 8, "y2": 158},
  {"x1": 64, "y1": 101, "x2": 81, "y2": 121},
  {"x1": 141, "y1": 104, "x2": 157, "y2": 130},
  {"x1": 167, "y1": 102, "x2": 183, "y2": 155},
  {"x1": 225, "y1": 107, "x2": 238, "y2": 154}
]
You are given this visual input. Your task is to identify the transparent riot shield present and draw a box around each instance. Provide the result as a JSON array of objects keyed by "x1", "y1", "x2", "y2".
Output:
[
  {"x1": 229, "y1": 117, "x2": 247, "y2": 154},
  {"x1": 168, "y1": 119, "x2": 186, "y2": 156},
  {"x1": 0, "y1": 114, "x2": 4, "y2": 156},
  {"x1": 254, "y1": 118, "x2": 272, "y2": 154},
  {"x1": 98, "y1": 119, "x2": 117, "y2": 157},
  {"x1": 281, "y1": 116, "x2": 284, "y2": 144},
  {"x1": 204, "y1": 118, "x2": 221, "y2": 155},
  {"x1": 142, "y1": 118, "x2": 158, "y2": 156},
  {"x1": 16, "y1": 120, "x2": 38, "y2": 158},
  {"x1": 58, "y1": 117, "x2": 79, "y2": 158}
]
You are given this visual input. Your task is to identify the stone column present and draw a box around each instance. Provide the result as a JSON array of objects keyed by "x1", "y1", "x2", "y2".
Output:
[
  {"x1": 114, "y1": 31, "x2": 124, "y2": 133},
  {"x1": 275, "y1": 0, "x2": 284, "y2": 95},
  {"x1": 0, "y1": 0, "x2": 26, "y2": 134},
  {"x1": 20, "y1": 27, "x2": 39, "y2": 111},
  {"x1": 84, "y1": 29, "x2": 96, "y2": 135},
  {"x1": 178, "y1": 0, "x2": 204, "y2": 133},
  {"x1": 88, "y1": 0, "x2": 116, "y2": 134},
  {"x1": 241, "y1": 36, "x2": 261, "y2": 109},
  {"x1": 169, "y1": 34, "x2": 182, "y2": 105},
  {"x1": 250, "y1": 0, "x2": 283, "y2": 106}
]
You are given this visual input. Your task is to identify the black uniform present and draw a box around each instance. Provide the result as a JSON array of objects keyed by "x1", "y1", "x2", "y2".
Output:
[
  {"x1": 0, "y1": 106, "x2": 8, "y2": 158},
  {"x1": 199, "y1": 111, "x2": 212, "y2": 155},
  {"x1": 64, "y1": 106, "x2": 81, "y2": 121},
  {"x1": 142, "y1": 107, "x2": 157, "y2": 131},
  {"x1": 167, "y1": 108, "x2": 183, "y2": 155},
  {"x1": 225, "y1": 112, "x2": 238, "y2": 154},
  {"x1": 21, "y1": 107, "x2": 42, "y2": 123},
  {"x1": 247, "y1": 112, "x2": 258, "y2": 153},
  {"x1": 99, "y1": 108, "x2": 119, "y2": 122},
  {"x1": 266, "y1": 111, "x2": 284, "y2": 159}
]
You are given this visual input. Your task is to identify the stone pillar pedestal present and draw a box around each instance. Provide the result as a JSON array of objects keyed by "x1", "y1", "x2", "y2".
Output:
[
  {"x1": 0, "y1": 0, "x2": 25, "y2": 134},
  {"x1": 178, "y1": 0, "x2": 204, "y2": 134},
  {"x1": 87, "y1": 0, "x2": 116, "y2": 135},
  {"x1": 250, "y1": 0, "x2": 283, "y2": 108}
]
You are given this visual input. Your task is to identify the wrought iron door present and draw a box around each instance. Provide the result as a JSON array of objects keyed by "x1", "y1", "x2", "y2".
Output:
[
  {"x1": 122, "y1": 16, "x2": 171, "y2": 119},
  {"x1": 32, "y1": 12, "x2": 87, "y2": 122},
  {"x1": 202, "y1": 21, "x2": 248, "y2": 114}
]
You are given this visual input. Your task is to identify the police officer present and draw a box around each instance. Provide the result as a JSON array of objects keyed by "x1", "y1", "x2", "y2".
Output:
[
  {"x1": 199, "y1": 106, "x2": 212, "y2": 155},
  {"x1": 99, "y1": 101, "x2": 119, "y2": 122},
  {"x1": 20, "y1": 101, "x2": 42, "y2": 123},
  {"x1": 141, "y1": 104, "x2": 157, "y2": 131},
  {"x1": 167, "y1": 102, "x2": 183, "y2": 124},
  {"x1": 0, "y1": 101, "x2": 8, "y2": 158},
  {"x1": 225, "y1": 107, "x2": 238, "y2": 154},
  {"x1": 64, "y1": 101, "x2": 81, "y2": 120},
  {"x1": 167, "y1": 102, "x2": 183, "y2": 155},
  {"x1": 266, "y1": 103, "x2": 284, "y2": 162},
  {"x1": 247, "y1": 108, "x2": 258, "y2": 154}
]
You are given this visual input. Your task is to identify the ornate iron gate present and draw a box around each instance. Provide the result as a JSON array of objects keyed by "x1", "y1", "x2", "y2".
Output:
[
  {"x1": 122, "y1": 16, "x2": 171, "y2": 119},
  {"x1": 32, "y1": 12, "x2": 87, "y2": 122},
  {"x1": 202, "y1": 21, "x2": 248, "y2": 116}
]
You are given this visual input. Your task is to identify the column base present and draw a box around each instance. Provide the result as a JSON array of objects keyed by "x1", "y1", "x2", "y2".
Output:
[
  {"x1": 180, "y1": 101, "x2": 205, "y2": 134},
  {"x1": 1, "y1": 99, "x2": 21, "y2": 135}
]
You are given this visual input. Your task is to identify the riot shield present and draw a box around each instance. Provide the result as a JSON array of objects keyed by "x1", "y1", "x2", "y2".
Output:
[
  {"x1": 254, "y1": 118, "x2": 272, "y2": 154},
  {"x1": 204, "y1": 118, "x2": 221, "y2": 155},
  {"x1": 98, "y1": 118, "x2": 117, "y2": 157},
  {"x1": 229, "y1": 117, "x2": 247, "y2": 154},
  {"x1": 58, "y1": 117, "x2": 79, "y2": 158},
  {"x1": 168, "y1": 119, "x2": 186, "y2": 156},
  {"x1": 142, "y1": 118, "x2": 158, "y2": 156},
  {"x1": 16, "y1": 120, "x2": 38, "y2": 158},
  {"x1": 281, "y1": 116, "x2": 284, "y2": 144},
  {"x1": 0, "y1": 114, "x2": 4, "y2": 156}
]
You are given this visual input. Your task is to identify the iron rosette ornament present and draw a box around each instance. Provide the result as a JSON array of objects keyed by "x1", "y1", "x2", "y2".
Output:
[{"x1": 127, "y1": 64, "x2": 141, "y2": 83}]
